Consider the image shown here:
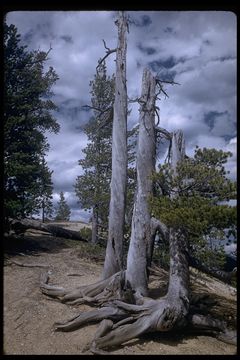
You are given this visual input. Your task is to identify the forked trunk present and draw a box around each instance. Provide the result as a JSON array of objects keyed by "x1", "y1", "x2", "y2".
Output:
[
  {"x1": 102, "y1": 11, "x2": 128, "y2": 279},
  {"x1": 125, "y1": 68, "x2": 156, "y2": 296}
]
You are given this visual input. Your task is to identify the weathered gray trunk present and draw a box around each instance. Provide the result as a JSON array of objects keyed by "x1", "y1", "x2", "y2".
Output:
[
  {"x1": 167, "y1": 129, "x2": 189, "y2": 310},
  {"x1": 170, "y1": 130, "x2": 185, "y2": 176},
  {"x1": 102, "y1": 11, "x2": 128, "y2": 279},
  {"x1": 167, "y1": 229, "x2": 189, "y2": 308},
  {"x1": 125, "y1": 68, "x2": 156, "y2": 296},
  {"x1": 91, "y1": 207, "x2": 98, "y2": 244}
]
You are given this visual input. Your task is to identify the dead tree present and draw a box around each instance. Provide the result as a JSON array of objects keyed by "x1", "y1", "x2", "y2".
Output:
[
  {"x1": 40, "y1": 68, "x2": 235, "y2": 352},
  {"x1": 102, "y1": 11, "x2": 128, "y2": 279},
  {"x1": 125, "y1": 68, "x2": 156, "y2": 297},
  {"x1": 40, "y1": 11, "x2": 130, "y2": 303}
]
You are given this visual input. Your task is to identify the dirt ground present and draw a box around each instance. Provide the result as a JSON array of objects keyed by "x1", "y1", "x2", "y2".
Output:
[{"x1": 3, "y1": 225, "x2": 237, "y2": 355}]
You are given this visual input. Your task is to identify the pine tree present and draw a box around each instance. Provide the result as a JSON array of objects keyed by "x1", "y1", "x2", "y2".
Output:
[
  {"x1": 55, "y1": 192, "x2": 71, "y2": 221},
  {"x1": 40, "y1": 13, "x2": 236, "y2": 348},
  {"x1": 75, "y1": 61, "x2": 115, "y2": 243},
  {"x1": 150, "y1": 147, "x2": 237, "y2": 270},
  {"x1": 4, "y1": 22, "x2": 59, "y2": 220},
  {"x1": 36, "y1": 157, "x2": 54, "y2": 222}
]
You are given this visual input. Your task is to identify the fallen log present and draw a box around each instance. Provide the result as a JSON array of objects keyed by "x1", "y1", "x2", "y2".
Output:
[
  {"x1": 7, "y1": 259, "x2": 49, "y2": 268},
  {"x1": 188, "y1": 255, "x2": 237, "y2": 284},
  {"x1": 8, "y1": 218, "x2": 88, "y2": 242}
]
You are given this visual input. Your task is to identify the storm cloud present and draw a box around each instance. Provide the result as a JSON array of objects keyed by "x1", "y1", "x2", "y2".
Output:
[{"x1": 6, "y1": 10, "x2": 237, "y2": 221}]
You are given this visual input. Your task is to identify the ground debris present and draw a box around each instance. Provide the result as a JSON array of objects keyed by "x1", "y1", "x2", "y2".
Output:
[{"x1": 3, "y1": 230, "x2": 237, "y2": 355}]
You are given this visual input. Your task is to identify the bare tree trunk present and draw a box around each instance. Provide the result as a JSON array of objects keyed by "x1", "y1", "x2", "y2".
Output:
[
  {"x1": 170, "y1": 129, "x2": 185, "y2": 176},
  {"x1": 167, "y1": 129, "x2": 189, "y2": 298},
  {"x1": 126, "y1": 68, "x2": 156, "y2": 297},
  {"x1": 91, "y1": 207, "x2": 98, "y2": 244},
  {"x1": 102, "y1": 11, "x2": 128, "y2": 279},
  {"x1": 42, "y1": 201, "x2": 45, "y2": 223}
]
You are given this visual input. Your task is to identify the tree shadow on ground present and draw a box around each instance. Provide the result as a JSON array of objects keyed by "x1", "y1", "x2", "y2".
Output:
[
  {"x1": 148, "y1": 285, "x2": 168, "y2": 299},
  {"x1": 4, "y1": 232, "x2": 75, "y2": 257},
  {"x1": 115, "y1": 329, "x2": 202, "y2": 353}
]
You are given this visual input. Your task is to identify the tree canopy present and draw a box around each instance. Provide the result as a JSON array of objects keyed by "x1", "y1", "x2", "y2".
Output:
[
  {"x1": 75, "y1": 61, "x2": 115, "y2": 241},
  {"x1": 150, "y1": 146, "x2": 237, "y2": 269},
  {"x1": 55, "y1": 191, "x2": 71, "y2": 221},
  {"x1": 4, "y1": 22, "x2": 59, "y2": 220}
]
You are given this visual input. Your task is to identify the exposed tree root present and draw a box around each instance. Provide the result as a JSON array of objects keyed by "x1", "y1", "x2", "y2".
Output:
[
  {"x1": 54, "y1": 306, "x2": 127, "y2": 332},
  {"x1": 40, "y1": 265, "x2": 236, "y2": 353},
  {"x1": 40, "y1": 267, "x2": 236, "y2": 351},
  {"x1": 40, "y1": 270, "x2": 136, "y2": 306},
  {"x1": 89, "y1": 299, "x2": 236, "y2": 351}
]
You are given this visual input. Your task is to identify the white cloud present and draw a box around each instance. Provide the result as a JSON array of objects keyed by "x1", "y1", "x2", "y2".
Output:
[{"x1": 6, "y1": 11, "x2": 236, "y2": 220}]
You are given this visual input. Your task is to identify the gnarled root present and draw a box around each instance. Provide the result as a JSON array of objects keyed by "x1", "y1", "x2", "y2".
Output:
[
  {"x1": 87, "y1": 296, "x2": 235, "y2": 351},
  {"x1": 90, "y1": 296, "x2": 188, "y2": 350},
  {"x1": 54, "y1": 305, "x2": 128, "y2": 332},
  {"x1": 40, "y1": 270, "x2": 236, "y2": 351},
  {"x1": 40, "y1": 270, "x2": 130, "y2": 306}
]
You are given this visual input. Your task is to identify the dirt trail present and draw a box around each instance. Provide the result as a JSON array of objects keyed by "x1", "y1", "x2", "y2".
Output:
[{"x1": 3, "y1": 230, "x2": 237, "y2": 355}]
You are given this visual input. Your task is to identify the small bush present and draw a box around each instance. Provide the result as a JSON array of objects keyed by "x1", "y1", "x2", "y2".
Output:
[
  {"x1": 76, "y1": 242, "x2": 105, "y2": 262},
  {"x1": 79, "y1": 227, "x2": 92, "y2": 241}
]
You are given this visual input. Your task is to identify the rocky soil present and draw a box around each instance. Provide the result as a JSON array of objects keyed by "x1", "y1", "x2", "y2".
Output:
[{"x1": 3, "y1": 223, "x2": 237, "y2": 355}]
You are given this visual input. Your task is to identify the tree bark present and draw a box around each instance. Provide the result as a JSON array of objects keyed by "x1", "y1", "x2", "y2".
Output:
[
  {"x1": 102, "y1": 11, "x2": 128, "y2": 279},
  {"x1": 170, "y1": 129, "x2": 185, "y2": 176},
  {"x1": 91, "y1": 206, "x2": 98, "y2": 244},
  {"x1": 42, "y1": 201, "x2": 45, "y2": 223},
  {"x1": 125, "y1": 68, "x2": 156, "y2": 297},
  {"x1": 8, "y1": 218, "x2": 87, "y2": 242}
]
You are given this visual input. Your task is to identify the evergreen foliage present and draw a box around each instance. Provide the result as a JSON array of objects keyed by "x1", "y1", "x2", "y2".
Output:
[
  {"x1": 55, "y1": 191, "x2": 71, "y2": 221},
  {"x1": 150, "y1": 147, "x2": 237, "y2": 269},
  {"x1": 4, "y1": 22, "x2": 59, "y2": 220},
  {"x1": 36, "y1": 158, "x2": 54, "y2": 222},
  {"x1": 75, "y1": 61, "x2": 115, "y2": 238},
  {"x1": 75, "y1": 61, "x2": 139, "y2": 244}
]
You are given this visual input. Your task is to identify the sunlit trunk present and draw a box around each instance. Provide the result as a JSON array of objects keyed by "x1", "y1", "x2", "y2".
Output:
[{"x1": 126, "y1": 68, "x2": 156, "y2": 296}]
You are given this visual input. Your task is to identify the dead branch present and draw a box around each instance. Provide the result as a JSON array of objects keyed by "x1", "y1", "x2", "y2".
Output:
[
  {"x1": 96, "y1": 40, "x2": 117, "y2": 70},
  {"x1": 81, "y1": 104, "x2": 112, "y2": 115},
  {"x1": 155, "y1": 126, "x2": 172, "y2": 140},
  {"x1": 127, "y1": 96, "x2": 144, "y2": 104},
  {"x1": 155, "y1": 79, "x2": 169, "y2": 98},
  {"x1": 30, "y1": 45, "x2": 53, "y2": 65},
  {"x1": 151, "y1": 217, "x2": 169, "y2": 243},
  {"x1": 156, "y1": 78, "x2": 180, "y2": 86},
  {"x1": 7, "y1": 259, "x2": 49, "y2": 268},
  {"x1": 67, "y1": 273, "x2": 83, "y2": 277},
  {"x1": 155, "y1": 107, "x2": 160, "y2": 126},
  {"x1": 102, "y1": 39, "x2": 111, "y2": 52}
]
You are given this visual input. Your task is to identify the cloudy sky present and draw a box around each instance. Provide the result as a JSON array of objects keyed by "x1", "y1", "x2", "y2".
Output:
[{"x1": 6, "y1": 10, "x2": 237, "y2": 222}]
